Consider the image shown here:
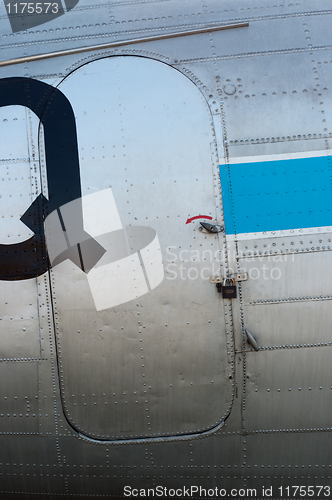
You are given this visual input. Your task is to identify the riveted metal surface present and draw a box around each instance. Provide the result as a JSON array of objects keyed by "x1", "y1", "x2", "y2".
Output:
[
  {"x1": 308, "y1": 56, "x2": 332, "y2": 135},
  {"x1": 0, "y1": 105, "x2": 30, "y2": 161},
  {"x1": 245, "y1": 347, "x2": 332, "y2": 432},
  {"x1": 1, "y1": 0, "x2": 329, "y2": 64},
  {"x1": 37, "y1": 275, "x2": 53, "y2": 361},
  {"x1": 239, "y1": 248, "x2": 332, "y2": 302},
  {"x1": 0, "y1": 0, "x2": 332, "y2": 497},
  {"x1": 0, "y1": 362, "x2": 38, "y2": 433},
  {"x1": 59, "y1": 436, "x2": 151, "y2": 496},
  {"x1": 37, "y1": 362, "x2": 55, "y2": 436},
  {"x1": 0, "y1": 281, "x2": 40, "y2": 359},
  {"x1": 245, "y1": 432, "x2": 332, "y2": 488},
  {"x1": 0, "y1": 435, "x2": 63, "y2": 495},
  {"x1": 243, "y1": 299, "x2": 332, "y2": 349},
  {"x1": 228, "y1": 137, "x2": 332, "y2": 161},
  {"x1": 110, "y1": 0, "x2": 248, "y2": 35},
  {"x1": 217, "y1": 50, "x2": 332, "y2": 145},
  {"x1": 0, "y1": 1, "x2": 115, "y2": 60},
  {"x1": 49, "y1": 55, "x2": 232, "y2": 440},
  {"x1": 0, "y1": 106, "x2": 36, "y2": 244},
  {"x1": 304, "y1": 12, "x2": 332, "y2": 47},
  {"x1": 313, "y1": 55, "x2": 332, "y2": 88},
  {"x1": 35, "y1": 253, "x2": 62, "y2": 438},
  {"x1": 235, "y1": 228, "x2": 332, "y2": 257},
  {"x1": 64, "y1": 434, "x2": 244, "y2": 497},
  {"x1": 179, "y1": 18, "x2": 311, "y2": 66},
  {"x1": 138, "y1": 434, "x2": 244, "y2": 493}
]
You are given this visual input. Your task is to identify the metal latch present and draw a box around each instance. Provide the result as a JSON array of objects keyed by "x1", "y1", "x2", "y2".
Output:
[
  {"x1": 199, "y1": 222, "x2": 224, "y2": 233},
  {"x1": 210, "y1": 273, "x2": 248, "y2": 284}
]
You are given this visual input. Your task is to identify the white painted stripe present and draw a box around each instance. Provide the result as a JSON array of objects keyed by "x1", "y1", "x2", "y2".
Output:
[
  {"x1": 226, "y1": 225, "x2": 332, "y2": 242},
  {"x1": 220, "y1": 149, "x2": 329, "y2": 165}
]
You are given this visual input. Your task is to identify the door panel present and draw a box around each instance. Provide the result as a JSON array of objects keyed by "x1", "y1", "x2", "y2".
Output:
[{"x1": 49, "y1": 56, "x2": 232, "y2": 439}]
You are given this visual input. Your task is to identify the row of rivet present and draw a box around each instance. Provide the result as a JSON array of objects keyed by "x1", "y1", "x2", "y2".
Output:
[
  {"x1": 255, "y1": 342, "x2": 332, "y2": 350},
  {"x1": 0, "y1": 158, "x2": 30, "y2": 164},
  {"x1": 67, "y1": 48, "x2": 169, "y2": 75},
  {"x1": 179, "y1": 44, "x2": 332, "y2": 65},
  {"x1": 224, "y1": 87, "x2": 327, "y2": 101},
  {"x1": 213, "y1": 75, "x2": 237, "y2": 431},
  {"x1": 247, "y1": 427, "x2": 332, "y2": 434},
  {"x1": 257, "y1": 386, "x2": 331, "y2": 392},
  {"x1": 250, "y1": 296, "x2": 332, "y2": 304},
  {"x1": 0, "y1": 358, "x2": 46, "y2": 362},
  {"x1": 240, "y1": 246, "x2": 332, "y2": 257},
  {"x1": 230, "y1": 133, "x2": 332, "y2": 145}
]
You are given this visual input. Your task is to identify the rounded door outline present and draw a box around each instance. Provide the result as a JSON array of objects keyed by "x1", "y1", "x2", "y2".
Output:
[{"x1": 49, "y1": 55, "x2": 234, "y2": 443}]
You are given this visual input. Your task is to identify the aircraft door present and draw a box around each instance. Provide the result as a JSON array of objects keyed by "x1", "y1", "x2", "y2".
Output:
[{"x1": 49, "y1": 56, "x2": 233, "y2": 440}]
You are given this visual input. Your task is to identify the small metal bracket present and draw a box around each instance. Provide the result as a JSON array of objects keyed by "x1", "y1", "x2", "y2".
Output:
[
  {"x1": 210, "y1": 272, "x2": 248, "y2": 284},
  {"x1": 199, "y1": 222, "x2": 224, "y2": 233},
  {"x1": 245, "y1": 328, "x2": 259, "y2": 351}
]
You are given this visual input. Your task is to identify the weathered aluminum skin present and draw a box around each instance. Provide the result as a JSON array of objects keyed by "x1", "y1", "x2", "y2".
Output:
[{"x1": 0, "y1": 1, "x2": 332, "y2": 498}]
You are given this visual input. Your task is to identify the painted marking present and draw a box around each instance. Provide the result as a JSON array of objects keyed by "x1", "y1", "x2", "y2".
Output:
[
  {"x1": 221, "y1": 149, "x2": 329, "y2": 165},
  {"x1": 0, "y1": 76, "x2": 103, "y2": 280},
  {"x1": 226, "y1": 225, "x2": 332, "y2": 242},
  {"x1": 185, "y1": 215, "x2": 213, "y2": 224},
  {"x1": 219, "y1": 155, "x2": 332, "y2": 234}
]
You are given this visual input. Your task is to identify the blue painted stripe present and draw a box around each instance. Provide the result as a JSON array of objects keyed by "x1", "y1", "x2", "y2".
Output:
[{"x1": 219, "y1": 155, "x2": 332, "y2": 234}]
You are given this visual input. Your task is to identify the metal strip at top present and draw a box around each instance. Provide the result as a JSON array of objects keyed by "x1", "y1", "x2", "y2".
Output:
[{"x1": 0, "y1": 22, "x2": 249, "y2": 67}]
